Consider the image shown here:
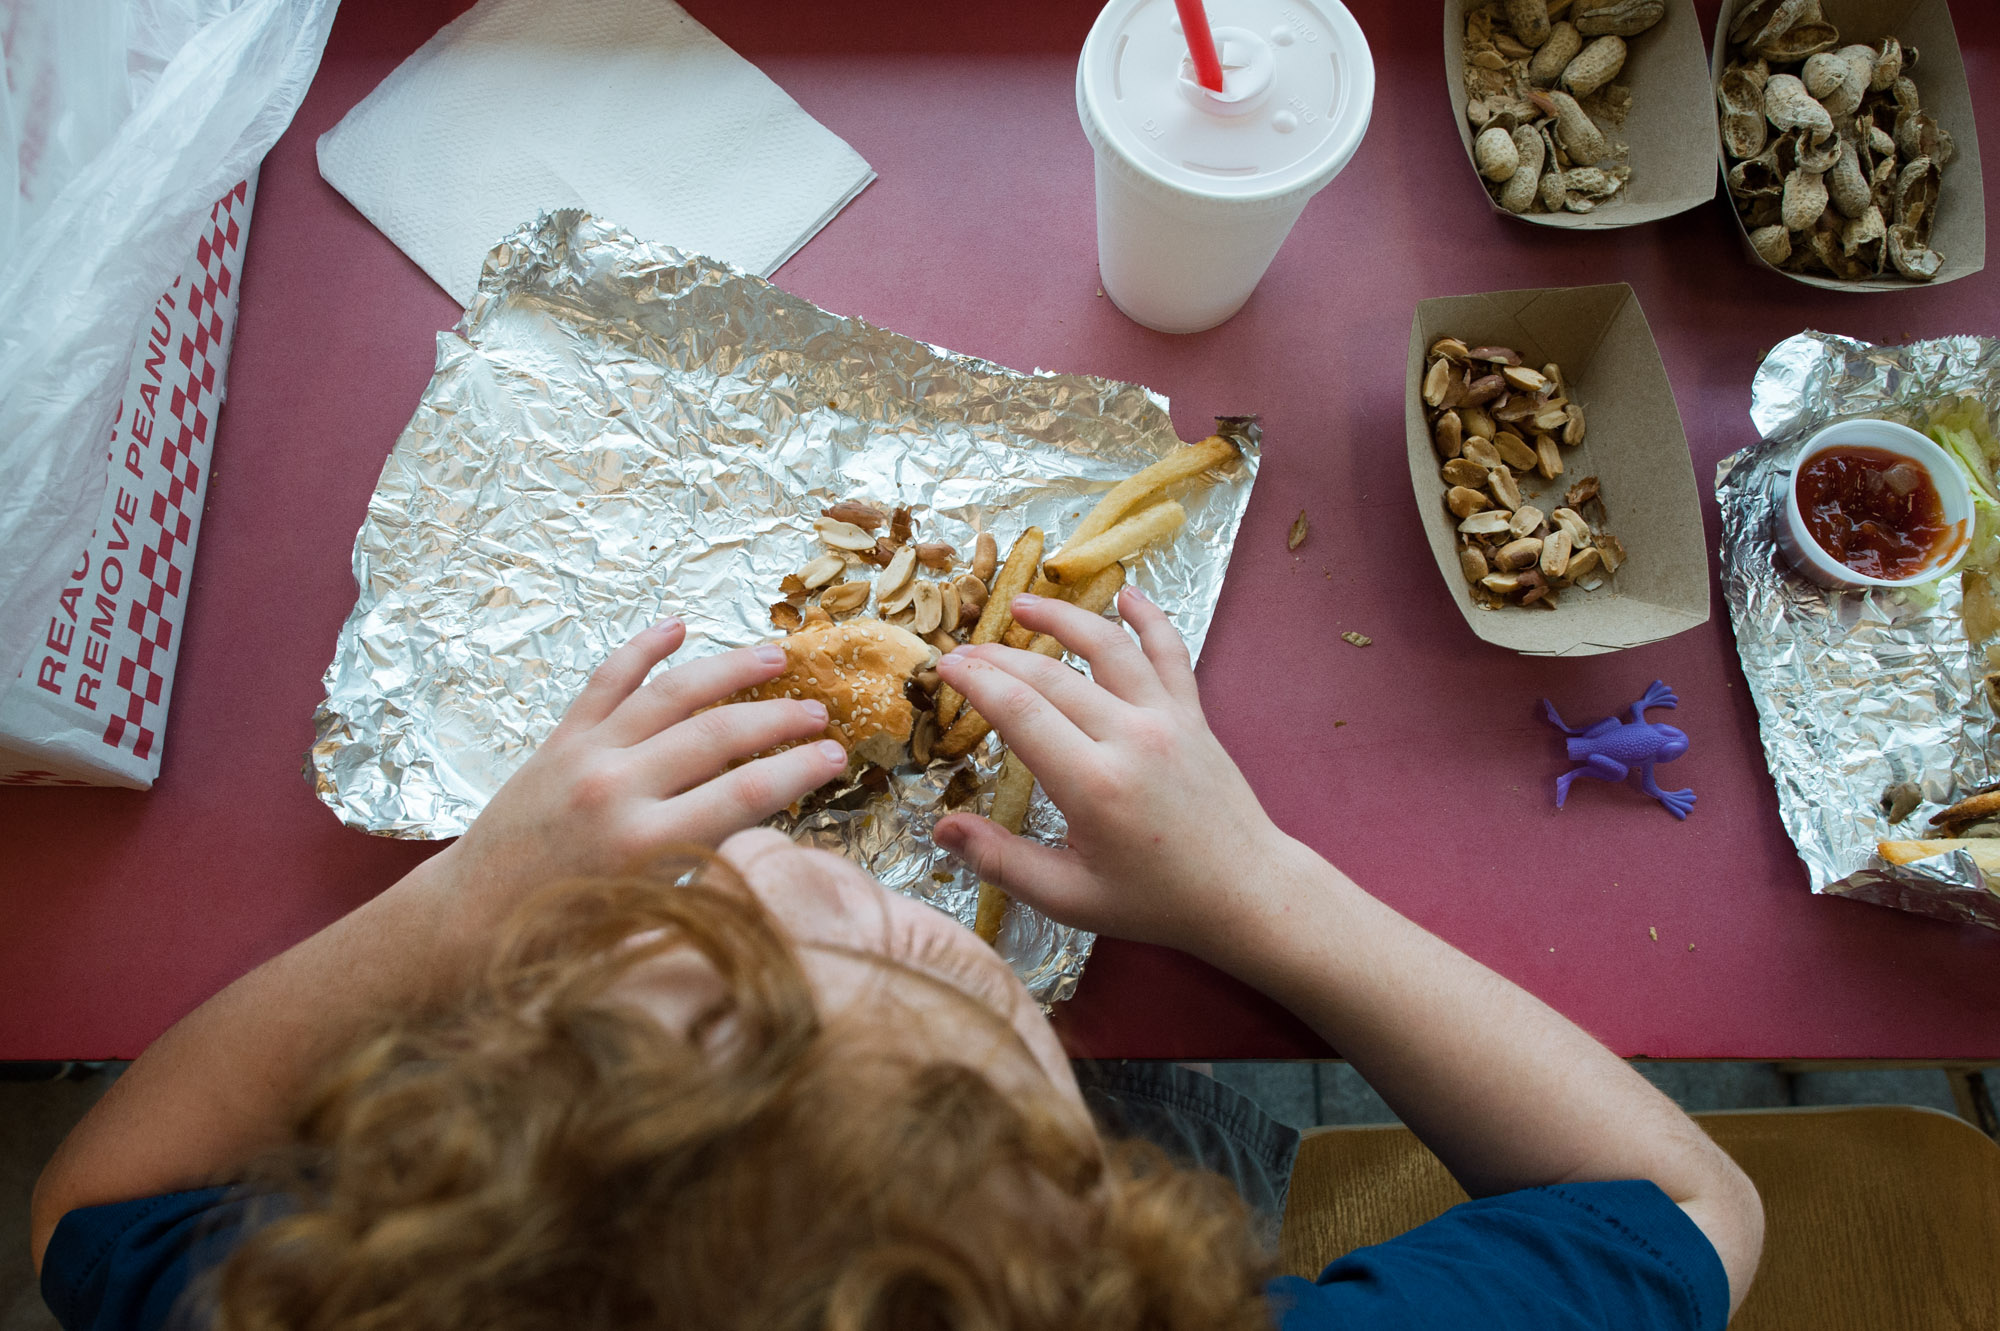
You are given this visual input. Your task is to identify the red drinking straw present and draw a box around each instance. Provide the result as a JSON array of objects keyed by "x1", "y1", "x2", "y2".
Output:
[{"x1": 1174, "y1": 0, "x2": 1225, "y2": 92}]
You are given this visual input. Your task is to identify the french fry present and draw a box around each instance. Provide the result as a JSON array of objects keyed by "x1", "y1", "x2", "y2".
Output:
[
  {"x1": 1043, "y1": 500, "x2": 1184, "y2": 586},
  {"x1": 1064, "y1": 434, "x2": 1239, "y2": 550},
  {"x1": 937, "y1": 564, "x2": 1127, "y2": 759},
  {"x1": 1023, "y1": 561, "x2": 1125, "y2": 655},
  {"x1": 974, "y1": 749, "x2": 1036, "y2": 945},
  {"x1": 1878, "y1": 839, "x2": 2000, "y2": 872},
  {"x1": 937, "y1": 527, "x2": 1043, "y2": 729}
]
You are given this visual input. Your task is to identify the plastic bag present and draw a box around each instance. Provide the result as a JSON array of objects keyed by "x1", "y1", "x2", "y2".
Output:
[{"x1": 0, "y1": 0, "x2": 337, "y2": 705}]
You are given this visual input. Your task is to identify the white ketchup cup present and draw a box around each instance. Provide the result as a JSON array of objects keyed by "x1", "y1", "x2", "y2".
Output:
[{"x1": 1778, "y1": 418, "x2": 1974, "y2": 591}]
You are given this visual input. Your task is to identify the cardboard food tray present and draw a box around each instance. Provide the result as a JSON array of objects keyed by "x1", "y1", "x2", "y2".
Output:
[
  {"x1": 1405, "y1": 283, "x2": 1709, "y2": 656},
  {"x1": 1711, "y1": 0, "x2": 1984, "y2": 290},
  {"x1": 1443, "y1": 0, "x2": 1716, "y2": 229}
]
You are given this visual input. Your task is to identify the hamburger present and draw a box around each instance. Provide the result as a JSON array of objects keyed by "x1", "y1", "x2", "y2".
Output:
[{"x1": 724, "y1": 617, "x2": 939, "y2": 769}]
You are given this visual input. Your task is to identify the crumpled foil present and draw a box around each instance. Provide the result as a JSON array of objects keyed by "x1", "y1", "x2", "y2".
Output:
[
  {"x1": 311, "y1": 211, "x2": 1261, "y2": 1002},
  {"x1": 1717, "y1": 329, "x2": 2000, "y2": 932}
]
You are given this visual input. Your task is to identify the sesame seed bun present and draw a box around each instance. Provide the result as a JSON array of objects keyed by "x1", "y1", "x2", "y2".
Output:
[{"x1": 725, "y1": 618, "x2": 939, "y2": 768}]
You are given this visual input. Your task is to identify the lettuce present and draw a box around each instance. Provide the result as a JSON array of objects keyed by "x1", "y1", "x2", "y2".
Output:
[{"x1": 1926, "y1": 397, "x2": 2000, "y2": 574}]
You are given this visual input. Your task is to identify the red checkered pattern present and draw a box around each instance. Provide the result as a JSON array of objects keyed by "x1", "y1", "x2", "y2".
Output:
[{"x1": 100, "y1": 182, "x2": 249, "y2": 763}]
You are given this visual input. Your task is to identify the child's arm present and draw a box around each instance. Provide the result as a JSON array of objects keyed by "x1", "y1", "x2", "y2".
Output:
[
  {"x1": 934, "y1": 590, "x2": 1763, "y2": 1314},
  {"x1": 32, "y1": 622, "x2": 845, "y2": 1270}
]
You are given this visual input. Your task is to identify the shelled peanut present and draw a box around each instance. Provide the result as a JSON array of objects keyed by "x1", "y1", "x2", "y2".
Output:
[
  {"x1": 1422, "y1": 337, "x2": 1627, "y2": 608},
  {"x1": 773, "y1": 503, "x2": 994, "y2": 661},
  {"x1": 1463, "y1": 0, "x2": 1666, "y2": 216}
]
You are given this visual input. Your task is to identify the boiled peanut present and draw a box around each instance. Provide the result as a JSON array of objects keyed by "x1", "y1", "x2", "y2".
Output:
[
  {"x1": 1499, "y1": 125, "x2": 1545, "y2": 214},
  {"x1": 1476, "y1": 127, "x2": 1521, "y2": 182},
  {"x1": 1504, "y1": 0, "x2": 1551, "y2": 48},
  {"x1": 1574, "y1": 0, "x2": 1662, "y2": 37},
  {"x1": 1548, "y1": 91, "x2": 1607, "y2": 164},
  {"x1": 1560, "y1": 36, "x2": 1626, "y2": 100},
  {"x1": 1528, "y1": 22, "x2": 1582, "y2": 85}
]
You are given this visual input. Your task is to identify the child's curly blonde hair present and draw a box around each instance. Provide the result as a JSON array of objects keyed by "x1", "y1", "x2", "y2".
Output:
[{"x1": 211, "y1": 861, "x2": 1275, "y2": 1331}]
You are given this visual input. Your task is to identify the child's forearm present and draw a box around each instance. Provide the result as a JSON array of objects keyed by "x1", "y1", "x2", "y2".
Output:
[
  {"x1": 1202, "y1": 840, "x2": 1762, "y2": 1310},
  {"x1": 30, "y1": 847, "x2": 476, "y2": 1270}
]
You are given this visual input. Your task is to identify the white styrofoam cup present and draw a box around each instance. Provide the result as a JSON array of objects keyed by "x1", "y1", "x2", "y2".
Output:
[{"x1": 1077, "y1": 0, "x2": 1374, "y2": 333}]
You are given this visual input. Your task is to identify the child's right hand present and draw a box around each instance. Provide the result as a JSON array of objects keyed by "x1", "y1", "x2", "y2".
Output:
[{"x1": 932, "y1": 587, "x2": 1304, "y2": 961}]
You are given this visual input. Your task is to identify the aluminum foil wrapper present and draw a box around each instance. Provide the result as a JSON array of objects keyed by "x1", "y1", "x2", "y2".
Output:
[
  {"x1": 311, "y1": 211, "x2": 1261, "y2": 1002},
  {"x1": 1717, "y1": 329, "x2": 2000, "y2": 932}
]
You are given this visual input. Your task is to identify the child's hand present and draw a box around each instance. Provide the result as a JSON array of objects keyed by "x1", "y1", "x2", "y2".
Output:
[
  {"x1": 931, "y1": 589, "x2": 1299, "y2": 959},
  {"x1": 437, "y1": 621, "x2": 846, "y2": 926}
]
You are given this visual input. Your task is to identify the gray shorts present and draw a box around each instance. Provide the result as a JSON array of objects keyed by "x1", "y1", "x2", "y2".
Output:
[{"x1": 1071, "y1": 1060, "x2": 1301, "y2": 1243}]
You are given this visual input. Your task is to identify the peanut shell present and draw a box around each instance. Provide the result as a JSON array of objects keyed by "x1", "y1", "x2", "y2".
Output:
[
  {"x1": 1827, "y1": 139, "x2": 1870, "y2": 218},
  {"x1": 1750, "y1": 224, "x2": 1792, "y2": 265},
  {"x1": 1781, "y1": 168, "x2": 1828, "y2": 232},
  {"x1": 1763, "y1": 74, "x2": 1832, "y2": 140}
]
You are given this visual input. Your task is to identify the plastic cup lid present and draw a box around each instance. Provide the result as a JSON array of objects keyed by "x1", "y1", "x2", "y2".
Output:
[{"x1": 1078, "y1": 0, "x2": 1374, "y2": 203}]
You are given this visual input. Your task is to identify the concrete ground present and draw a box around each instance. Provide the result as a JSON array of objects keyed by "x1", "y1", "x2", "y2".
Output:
[{"x1": 3, "y1": 1061, "x2": 1995, "y2": 1328}]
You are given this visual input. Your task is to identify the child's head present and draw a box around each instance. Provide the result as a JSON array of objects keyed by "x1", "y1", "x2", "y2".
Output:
[{"x1": 214, "y1": 833, "x2": 1274, "y2": 1330}]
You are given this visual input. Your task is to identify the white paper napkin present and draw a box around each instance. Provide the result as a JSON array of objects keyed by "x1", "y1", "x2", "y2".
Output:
[{"x1": 316, "y1": 0, "x2": 875, "y2": 307}]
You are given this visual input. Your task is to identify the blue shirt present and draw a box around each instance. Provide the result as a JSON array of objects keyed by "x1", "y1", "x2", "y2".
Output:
[{"x1": 43, "y1": 1179, "x2": 1726, "y2": 1330}]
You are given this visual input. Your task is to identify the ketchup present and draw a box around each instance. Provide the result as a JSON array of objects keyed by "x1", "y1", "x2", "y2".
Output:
[{"x1": 1796, "y1": 446, "x2": 1950, "y2": 580}]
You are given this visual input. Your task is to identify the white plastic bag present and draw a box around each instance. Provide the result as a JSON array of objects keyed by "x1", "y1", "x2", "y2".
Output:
[{"x1": 0, "y1": 0, "x2": 336, "y2": 706}]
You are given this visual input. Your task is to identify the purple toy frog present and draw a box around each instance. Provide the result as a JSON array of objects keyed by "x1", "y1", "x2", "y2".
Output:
[{"x1": 1541, "y1": 680, "x2": 1695, "y2": 820}]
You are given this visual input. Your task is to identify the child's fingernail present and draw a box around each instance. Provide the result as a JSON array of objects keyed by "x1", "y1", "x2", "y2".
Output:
[
  {"x1": 1126, "y1": 585, "x2": 1152, "y2": 603},
  {"x1": 755, "y1": 644, "x2": 787, "y2": 665},
  {"x1": 801, "y1": 700, "x2": 828, "y2": 722},
  {"x1": 817, "y1": 740, "x2": 849, "y2": 763},
  {"x1": 1012, "y1": 592, "x2": 1042, "y2": 608},
  {"x1": 655, "y1": 617, "x2": 684, "y2": 633}
]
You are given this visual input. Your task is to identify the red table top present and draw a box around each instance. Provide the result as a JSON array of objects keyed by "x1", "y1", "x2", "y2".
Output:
[{"x1": 5, "y1": 0, "x2": 1999, "y2": 1062}]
